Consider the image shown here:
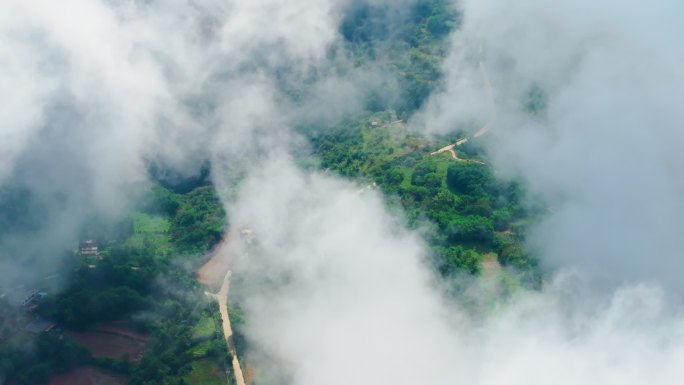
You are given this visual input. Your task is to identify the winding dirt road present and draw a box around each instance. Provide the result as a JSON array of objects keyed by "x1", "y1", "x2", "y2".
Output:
[
  {"x1": 206, "y1": 271, "x2": 246, "y2": 385},
  {"x1": 430, "y1": 141, "x2": 485, "y2": 164}
]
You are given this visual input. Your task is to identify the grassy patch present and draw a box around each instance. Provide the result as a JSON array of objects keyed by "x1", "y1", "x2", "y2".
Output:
[
  {"x1": 185, "y1": 358, "x2": 225, "y2": 385},
  {"x1": 125, "y1": 212, "x2": 173, "y2": 256},
  {"x1": 192, "y1": 313, "x2": 217, "y2": 340},
  {"x1": 132, "y1": 212, "x2": 170, "y2": 234},
  {"x1": 190, "y1": 340, "x2": 214, "y2": 359}
]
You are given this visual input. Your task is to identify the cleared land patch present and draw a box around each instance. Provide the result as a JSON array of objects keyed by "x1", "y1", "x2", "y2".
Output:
[
  {"x1": 47, "y1": 366, "x2": 125, "y2": 385},
  {"x1": 68, "y1": 322, "x2": 148, "y2": 362}
]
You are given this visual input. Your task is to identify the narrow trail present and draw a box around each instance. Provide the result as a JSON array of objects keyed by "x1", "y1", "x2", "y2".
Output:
[
  {"x1": 430, "y1": 141, "x2": 484, "y2": 164},
  {"x1": 431, "y1": 61, "x2": 494, "y2": 163},
  {"x1": 206, "y1": 271, "x2": 246, "y2": 385}
]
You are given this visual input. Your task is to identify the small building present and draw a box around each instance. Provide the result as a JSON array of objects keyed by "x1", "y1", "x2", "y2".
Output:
[
  {"x1": 24, "y1": 318, "x2": 56, "y2": 334},
  {"x1": 22, "y1": 291, "x2": 48, "y2": 313},
  {"x1": 371, "y1": 120, "x2": 379, "y2": 128},
  {"x1": 79, "y1": 240, "x2": 99, "y2": 256}
]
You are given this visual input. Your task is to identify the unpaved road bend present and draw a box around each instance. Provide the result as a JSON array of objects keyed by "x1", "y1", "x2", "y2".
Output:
[
  {"x1": 206, "y1": 271, "x2": 246, "y2": 385},
  {"x1": 430, "y1": 62, "x2": 494, "y2": 162},
  {"x1": 430, "y1": 142, "x2": 484, "y2": 164}
]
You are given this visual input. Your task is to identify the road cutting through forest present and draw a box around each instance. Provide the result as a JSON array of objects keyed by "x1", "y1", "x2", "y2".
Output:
[
  {"x1": 199, "y1": 238, "x2": 246, "y2": 385},
  {"x1": 431, "y1": 61, "x2": 494, "y2": 163},
  {"x1": 430, "y1": 141, "x2": 485, "y2": 164},
  {"x1": 206, "y1": 270, "x2": 246, "y2": 385}
]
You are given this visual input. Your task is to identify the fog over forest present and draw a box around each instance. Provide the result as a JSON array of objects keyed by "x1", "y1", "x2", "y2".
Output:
[{"x1": 1, "y1": 0, "x2": 684, "y2": 384}]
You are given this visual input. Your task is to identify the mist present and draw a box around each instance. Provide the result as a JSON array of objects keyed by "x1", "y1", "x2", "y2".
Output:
[
  {"x1": 417, "y1": 0, "x2": 684, "y2": 288},
  {"x1": 0, "y1": 0, "x2": 410, "y2": 292},
  {"x1": 224, "y1": 0, "x2": 684, "y2": 383},
  {"x1": 2, "y1": 0, "x2": 684, "y2": 384},
  {"x1": 225, "y1": 157, "x2": 684, "y2": 385}
]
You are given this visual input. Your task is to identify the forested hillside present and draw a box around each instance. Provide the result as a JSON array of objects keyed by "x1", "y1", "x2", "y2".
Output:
[
  {"x1": 311, "y1": 115, "x2": 539, "y2": 282},
  {"x1": 1, "y1": 181, "x2": 231, "y2": 385},
  {"x1": 0, "y1": 1, "x2": 538, "y2": 384}
]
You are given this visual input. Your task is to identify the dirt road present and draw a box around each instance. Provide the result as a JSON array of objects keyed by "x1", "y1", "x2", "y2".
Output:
[
  {"x1": 430, "y1": 142, "x2": 485, "y2": 164},
  {"x1": 430, "y1": 143, "x2": 459, "y2": 159},
  {"x1": 430, "y1": 61, "x2": 494, "y2": 162},
  {"x1": 206, "y1": 271, "x2": 246, "y2": 385}
]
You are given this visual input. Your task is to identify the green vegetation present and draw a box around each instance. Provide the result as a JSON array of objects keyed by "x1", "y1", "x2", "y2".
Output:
[
  {"x1": 0, "y1": 1, "x2": 543, "y2": 383},
  {"x1": 339, "y1": 0, "x2": 458, "y2": 114},
  {"x1": 228, "y1": 305, "x2": 248, "y2": 361},
  {"x1": 311, "y1": 113, "x2": 540, "y2": 285},
  {"x1": 128, "y1": 298, "x2": 230, "y2": 385},
  {"x1": 125, "y1": 213, "x2": 173, "y2": 255},
  {"x1": 145, "y1": 185, "x2": 226, "y2": 254},
  {"x1": 184, "y1": 359, "x2": 225, "y2": 385},
  {"x1": 0, "y1": 331, "x2": 90, "y2": 385},
  {"x1": 0, "y1": 181, "x2": 229, "y2": 384}
]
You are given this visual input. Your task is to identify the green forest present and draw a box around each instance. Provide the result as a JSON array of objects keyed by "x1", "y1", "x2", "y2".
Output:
[
  {"x1": 312, "y1": 114, "x2": 539, "y2": 281},
  {"x1": 0, "y1": 182, "x2": 231, "y2": 385},
  {"x1": 0, "y1": 1, "x2": 539, "y2": 384}
]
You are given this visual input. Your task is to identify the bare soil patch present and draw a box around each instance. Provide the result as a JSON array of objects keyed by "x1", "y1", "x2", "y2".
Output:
[
  {"x1": 197, "y1": 238, "x2": 232, "y2": 287},
  {"x1": 243, "y1": 364, "x2": 256, "y2": 385},
  {"x1": 95, "y1": 321, "x2": 147, "y2": 341},
  {"x1": 47, "y1": 366, "x2": 125, "y2": 385},
  {"x1": 68, "y1": 323, "x2": 148, "y2": 362},
  {"x1": 68, "y1": 331, "x2": 146, "y2": 361}
]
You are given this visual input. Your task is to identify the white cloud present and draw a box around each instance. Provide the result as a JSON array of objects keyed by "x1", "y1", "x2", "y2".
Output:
[
  {"x1": 417, "y1": 0, "x2": 684, "y2": 288},
  {"x1": 4, "y1": 1, "x2": 684, "y2": 384},
  {"x1": 225, "y1": 158, "x2": 684, "y2": 385}
]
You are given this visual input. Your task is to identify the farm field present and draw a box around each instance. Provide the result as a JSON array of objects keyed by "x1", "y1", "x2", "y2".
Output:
[
  {"x1": 47, "y1": 366, "x2": 125, "y2": 385},
  {"x1": 68, "y1": 322, "x2": 148, "y2": 362}
]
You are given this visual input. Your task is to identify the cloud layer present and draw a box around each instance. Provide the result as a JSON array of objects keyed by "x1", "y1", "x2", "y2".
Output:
[
  {"x1": 3, "y1": 1, "x2": 684, "y2": 384},
  {"x1": 227, "y1": 159, "x2": 684, "y2": 385},
  {"x1": 0, "y1": 0, "x2": 394, "y2": 289},
  {"x1": 418, "y1": 0, "x2": 684, "y2": 288},
  {"x1": 220, "y1": 1, "x2": 684, "y2": 383}
]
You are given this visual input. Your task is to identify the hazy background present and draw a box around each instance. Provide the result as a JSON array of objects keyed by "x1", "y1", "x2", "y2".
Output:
[
  {"x1": 417, "y1": 0, "x2": 684, "y2": 289},
  {"x1": 2, "y1": 0, "x2": 684, "y2": 384},
  {"x1": 0, "y1": 0, "x2": 412, "y2": 291}
]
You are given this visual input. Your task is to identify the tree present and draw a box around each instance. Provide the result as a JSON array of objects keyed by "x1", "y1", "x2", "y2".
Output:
[
  {"x1": 437, "y1": 246, "x2": 481, "y2": 276},
  {"x1": 446, "y1": 162, "x2": 495, "y2": 197}
]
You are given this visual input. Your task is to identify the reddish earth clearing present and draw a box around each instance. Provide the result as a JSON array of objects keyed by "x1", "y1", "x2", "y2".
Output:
[
  {"x1": 95, "y1": 321, "x2": 147, "y2": 341},
  {"x1": 48, "y1": 366, "x2": 125, "y2": 385},
  {"x1": 68, "y1": 323, "x2": 148, "y2": 362},
  {"x1": 243, "y1": 364, "x2": 256, "y2": 385},
  {"x1": 197, "y1": 238, "x2": 232, "y2": 287}
]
